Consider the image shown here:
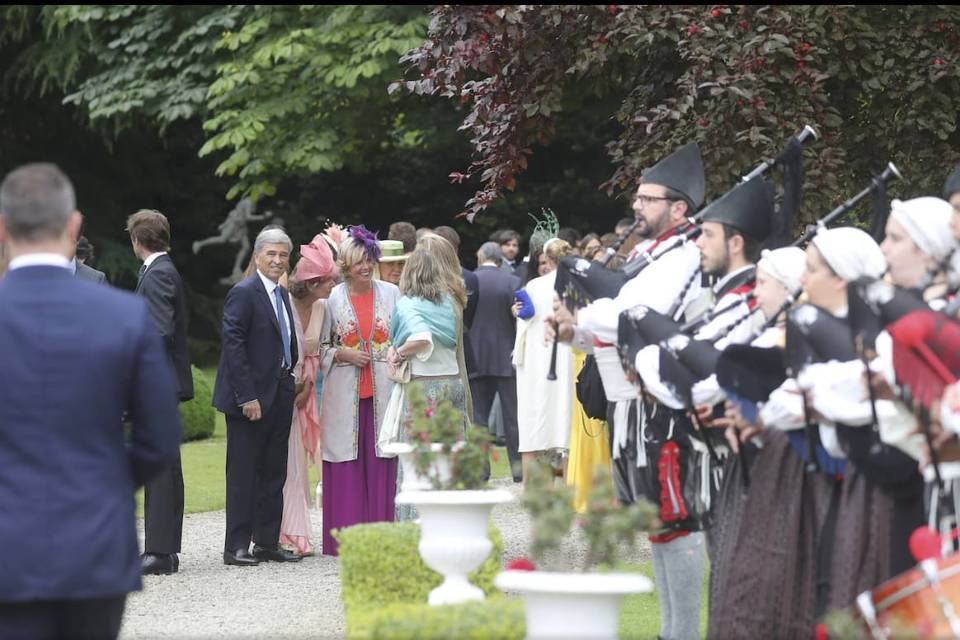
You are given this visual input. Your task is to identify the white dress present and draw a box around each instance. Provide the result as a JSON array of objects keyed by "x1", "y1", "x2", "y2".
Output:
[{"x1": 514, "y1": 271, "x2": 574, "y2": 452}]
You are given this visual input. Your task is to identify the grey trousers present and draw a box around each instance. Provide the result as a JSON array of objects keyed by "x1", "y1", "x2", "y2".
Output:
[{"x1": 651, "y1": 532, "x2": 705, "y2": 640}]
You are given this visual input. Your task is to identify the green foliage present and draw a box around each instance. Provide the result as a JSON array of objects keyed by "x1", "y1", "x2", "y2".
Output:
[
  {"x1": 179, "y1": 366, "x2": 215, "y2": 442},
  {"x1": 404, "y1": 382, "x2": 493, "y2": 490},
  {"x1": 580, "y1": 466, "x2": 658, "y2": 570},
  {"x1": 401, "y1": 5, "x2": 960, "y2": 223},
  {"x1": 2, "y1": 5, "x2": 431, "y2": 203},
  {"x1": 366, "y1": 597, "x2": 524, "y2": 640},
  {"x1": 522, "y1": 461, "x2": 656, "y2": 571},
  {"x1": 335, "y1": 521, "x2": 503, "y2": 638},
  {"x1": 200, "y1": 5, "x2": 430, "y2": 201},
  {"x1": 522, "y1": 459, "x2": 577, "y2": 566}
]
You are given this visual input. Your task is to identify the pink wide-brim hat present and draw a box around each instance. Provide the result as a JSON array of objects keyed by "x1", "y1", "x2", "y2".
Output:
[{"x1": 296, "y1": 233, "x2": 337, "y2": 281}]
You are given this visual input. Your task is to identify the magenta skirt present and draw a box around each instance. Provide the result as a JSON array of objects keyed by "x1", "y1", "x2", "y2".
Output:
[{"x1": 321, "y1": 398, "x2": 397, "y2": 555}]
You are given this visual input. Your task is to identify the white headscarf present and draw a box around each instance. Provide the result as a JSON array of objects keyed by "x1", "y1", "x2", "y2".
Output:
[
  {"x1": 757, "y1": 246, "x2": 806, "y2": 294},
  {"x1": 811, "y1": 226, "x2": 886, "y2": 282},
  {"x1": 889, "y1": 197, "x2": 954, "y2": 261}
]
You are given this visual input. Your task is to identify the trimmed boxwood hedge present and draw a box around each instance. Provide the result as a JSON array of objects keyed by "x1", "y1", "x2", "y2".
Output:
[
  {"x1": 367, "y1": 598, "x2": 524, "y2": 640},
  {"x1": 336, "y1": 521, "x2": 521, "y2": 639},
  {"x1": 178, "y1": 365, "x2": 215, "y2": 442}
]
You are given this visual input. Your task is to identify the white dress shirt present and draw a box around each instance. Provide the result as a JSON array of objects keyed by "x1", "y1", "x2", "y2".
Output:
[
  {"x1": 9, "y1": 253, "x2": 72, "y2": 271},
  {"x1": 257, "y1": 269, "x2": 292, "y2": 346}
]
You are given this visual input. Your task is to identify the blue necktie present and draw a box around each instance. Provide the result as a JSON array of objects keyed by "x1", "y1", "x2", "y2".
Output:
[{"x1": 274, "y1": 286, "x2": 292, "y2": 368}]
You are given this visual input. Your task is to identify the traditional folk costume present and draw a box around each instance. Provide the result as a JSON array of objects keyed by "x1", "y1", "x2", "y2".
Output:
[
  {"x1": 628, "y1": 177, "x2": 778, "y2": 635},
  {"x1": 577, "y1": 143, "x2": 707, "y2": 640}
]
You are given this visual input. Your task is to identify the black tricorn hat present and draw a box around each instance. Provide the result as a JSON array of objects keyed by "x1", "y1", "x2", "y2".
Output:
[
  {"x1": 641, "y1": 142, "x2": 706, "y2": 209},
  {"x1": 847, "y1": 277, "x2": 927, "y2": 353},
  {"x1": 554, "y1": 256, "x2": 629, "y2": 309},
  {"x1": 945, "y1": 165, "x2": 960, "y2": 200},
  {"x1": 699, "y1": 176, "x2": 775, "y2": 243},
  {"x1": 617, "y1": 306, "x2": 681, "y2": 377},
  {"x1": 784, "y1": 304, "x2": 857, "y2": 375},
  {"x1": 716, "y1": 345, "x2": 787, "y2": 403}
]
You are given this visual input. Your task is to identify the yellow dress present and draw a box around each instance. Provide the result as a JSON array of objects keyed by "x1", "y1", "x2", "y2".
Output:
[{"x1": 566, "y1": 350, "x2": 611, "y2": 512}]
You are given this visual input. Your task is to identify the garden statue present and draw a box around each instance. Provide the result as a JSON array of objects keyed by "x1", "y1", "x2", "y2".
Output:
[{"x1": 192, "y1": 198, "x2": 270, "y2": 284}]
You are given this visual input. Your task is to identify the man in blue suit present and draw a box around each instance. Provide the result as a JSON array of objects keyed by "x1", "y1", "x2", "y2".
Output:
[
  {"x1": 213, "y1": 227, "x2": 301, "y2": 566},
  {"x1": 0, "y1": 163, "x2": 182, "y2": 639}
]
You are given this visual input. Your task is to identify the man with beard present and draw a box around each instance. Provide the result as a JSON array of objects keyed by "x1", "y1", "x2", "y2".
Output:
[{"x1": 554, "y1": 143, "x2": 708, "y2": 640}]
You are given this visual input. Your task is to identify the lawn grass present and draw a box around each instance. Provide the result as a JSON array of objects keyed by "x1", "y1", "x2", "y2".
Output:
[{"x1": 136, "y1": 366, "x2": 511, "y2": 515}]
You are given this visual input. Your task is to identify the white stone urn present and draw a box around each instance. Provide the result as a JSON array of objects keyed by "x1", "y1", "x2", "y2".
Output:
[
  {"x1": 382, "y1": 442, "x2": 457, "y2": 491},
  {"x1": 395, "y1": 489, "x2": 514, "y2": 606},
  {"x1": 495, "y1": 570, "x2": 653, "y2": 639}
]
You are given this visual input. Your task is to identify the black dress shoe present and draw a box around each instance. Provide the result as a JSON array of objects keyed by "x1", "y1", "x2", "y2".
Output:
[
  {"x1": 223, "y1": 549, "x2": 260, "y2": 566},
  {"x1": 252, "y1": 545, "x2": 303, "y2": 563},
  {"x1": 141, "y1": 553, "x2": 179, "y2": 575}
]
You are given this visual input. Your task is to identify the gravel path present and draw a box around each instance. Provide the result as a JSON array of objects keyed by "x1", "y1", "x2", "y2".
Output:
[{"x1": 122, "y1": 478, "x2": 650, "y2": 639}]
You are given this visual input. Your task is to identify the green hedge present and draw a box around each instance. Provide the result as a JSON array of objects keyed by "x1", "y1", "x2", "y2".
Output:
[
  {"x1": 336, "y1": 521, "x2": 512, "y2": 639},
  {"x1": 179, "y1": 365, "x2": 215, "y2": 442},
  {"x1": 367, "y1": 597, "x2": 524, "y2": 640}
]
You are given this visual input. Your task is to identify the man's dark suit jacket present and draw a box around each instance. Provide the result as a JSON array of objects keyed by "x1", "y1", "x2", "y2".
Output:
[
  {"x1": 136, "y1": 254, "x2": 193, "y2": 401},
  {"x1": 462, "y1": 266, "x2": 480, "y2": 373},
  {"x1": 0, "y1": 265, "x2": 181, "y2": 602},
  {"x1": 467, "y1": 265, "x2": 521, "y2": 378},
  {"x1": 213, "y1": 273, "x2": 298, "y2": 417},
  {"x1": 75, "y1": 258, "x2": 107, "y2": 284}
]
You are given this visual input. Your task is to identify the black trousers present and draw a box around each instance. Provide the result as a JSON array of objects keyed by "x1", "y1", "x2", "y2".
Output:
[
  {"x1": 470, "y1": 375, "x2": 521, "y2": 482},
  {"x1": 0, "y1": 595, "x2": 126, "y2": 640},
  {"x1": 143, "y1": 451, "x2": 184, "y2": 554},
  {"x1": 224, "y1": 380, "x2": 295, "y2": 553}
]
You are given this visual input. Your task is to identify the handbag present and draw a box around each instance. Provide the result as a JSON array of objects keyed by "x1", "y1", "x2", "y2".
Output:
[
  {"x1": 387, "y1": 358, "x2": 411, "y2": 384},
  {"x1": 378, "y1": 382, "x2": 406, "y2": 450},
  {"x1": 576, "y1": 355, "x2": 609, "y2": 420}
]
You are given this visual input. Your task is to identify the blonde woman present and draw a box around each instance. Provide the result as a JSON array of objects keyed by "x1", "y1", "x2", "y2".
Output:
[
  {"x1": 317, "y1": 225, "x2": 399, "y2": 556},
  {"x1": 411, "y1": 233, "x2": 473, "y2": 419}
]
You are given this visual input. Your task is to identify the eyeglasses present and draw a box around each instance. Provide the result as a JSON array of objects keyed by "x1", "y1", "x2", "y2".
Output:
[{"x1": 634, "y1": 194, "x2": 676, "y2": 207}]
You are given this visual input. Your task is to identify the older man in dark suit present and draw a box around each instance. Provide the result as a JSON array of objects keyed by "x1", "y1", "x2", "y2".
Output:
[
  {"x1": 213, "y1": 227, "x2": 300, "y2": 566},
  {"x1": 0, "y1": 163, "x2": 181, "y2": 639},
  {"x1": 128, "y1": 209, "x2": 193, "y2": 575},
  {"x1": 468, "y1": 241, "x2": 522, "y2": 482}
]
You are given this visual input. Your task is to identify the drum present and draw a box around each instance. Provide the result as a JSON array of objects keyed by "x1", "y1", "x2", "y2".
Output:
[{"x1": 855, "y1": 553, "x2": 960, "y2": 638}]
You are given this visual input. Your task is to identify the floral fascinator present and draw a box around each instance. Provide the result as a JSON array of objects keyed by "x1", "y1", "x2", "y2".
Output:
[{"x1": 347, "y1": 224, "x2": 382, "y2": 262}]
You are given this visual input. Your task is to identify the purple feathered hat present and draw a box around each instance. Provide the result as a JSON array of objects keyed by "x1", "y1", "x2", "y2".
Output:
[{"x1": 347, "y1": 224, "x2": 382, "y2": 262}]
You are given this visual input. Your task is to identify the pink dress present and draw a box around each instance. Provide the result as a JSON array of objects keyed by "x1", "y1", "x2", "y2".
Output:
[{"x1": 279, "y1": 303, "x2": 322, "y2": 555}]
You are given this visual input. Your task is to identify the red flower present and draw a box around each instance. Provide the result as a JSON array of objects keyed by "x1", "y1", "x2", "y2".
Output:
[
  {"x1": 607, "y1": 4, "x2": 618, "y2": 14},
  {"x1": 933, "y1": 57, "x2": 946, "y2": 66},
  {"x1": 697, "y1": 118, "x2": 708, "y2": 127},
  {"x1": 796, "y1": 60, "x2": 806, "y2": 69},
  {"x1": 687, "y1": 23, "x2": 699, "y2": 36},
  {"x1": 815, "y1": 623, "x2": 827, "y2": 640},
  {"x1": 507, "y1": 557, "x2": 536, "y2": 571},
  {"x1": 711, "y1": 8, "x2": 721, "y2": 18},
  {"x1": 738, "y1": 20, "x2": 749, "y2": 30}
]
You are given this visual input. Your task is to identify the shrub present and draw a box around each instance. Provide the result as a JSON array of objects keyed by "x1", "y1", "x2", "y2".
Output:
[
  {"x1": 179, "y1": 366, "x2": 215, "y2": 442},
  {"x1": 367, "y1": 597, "x2": 524, "y2": 640},
  {"x1": 336, "y1": 521, "x2": 504, "y2": 639}
]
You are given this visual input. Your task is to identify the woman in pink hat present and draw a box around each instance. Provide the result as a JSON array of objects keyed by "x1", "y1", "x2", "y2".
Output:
[{"x1": 278, "y1": 232, "x2": 339, "y2": 556}]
